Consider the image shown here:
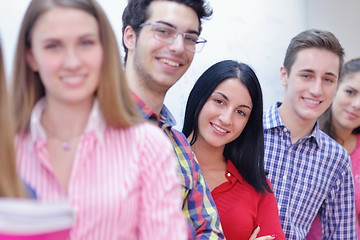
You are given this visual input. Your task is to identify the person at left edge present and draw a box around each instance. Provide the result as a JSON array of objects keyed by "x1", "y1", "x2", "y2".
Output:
[{"x1": 12, "y1": 0, "x2": 186, "y2": 239}]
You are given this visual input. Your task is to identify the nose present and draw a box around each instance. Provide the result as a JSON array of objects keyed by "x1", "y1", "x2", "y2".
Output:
[
  {"x1": 218, "y1": 108, "x2": 232, "y2": 126},
  {"x1": 168, "y1": 34, "x2": 186, "y2": 53},
  {"x1": 63, "y1": 48, "x2": 81, "y2": 70},
  {"x1": 309, "y1": 78, "x2": 323, "y2": 96},
  {"x1": 352, "y1": 96, "x2": 360, "y2": 110}
]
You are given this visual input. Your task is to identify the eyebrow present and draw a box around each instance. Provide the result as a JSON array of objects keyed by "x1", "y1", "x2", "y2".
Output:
[
  {"x1": 79, "y1": 33, "x2": 99, "y2": 38},
  {"x1": 155, "y1": 20, "x2": 200, "y2": 35},
  {"x1": 42, "y1": 33, "x2": 98, "y2": 42},
  {"x1": 213, "y1": 91, "x2": 252, "y2": 110},
  {"x1": 345, "y1": 86, "x2": 358, "y2": 93},
  {"x1": 300, "y1": 69, "x2": 338, "y2": 78}
]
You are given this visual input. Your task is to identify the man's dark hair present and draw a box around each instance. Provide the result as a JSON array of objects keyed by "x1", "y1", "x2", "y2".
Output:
[{"x1": 122, "y1": 0, "x2": 213, "y2": 62}]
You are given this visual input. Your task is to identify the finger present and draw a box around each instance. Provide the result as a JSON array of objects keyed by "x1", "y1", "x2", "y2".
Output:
[
  {"x1": 249, "y1": 226, "x2": 260, "y2": 240},
  {"x1": 254, "y1": 234, "x2": 276, "y2": 240}
]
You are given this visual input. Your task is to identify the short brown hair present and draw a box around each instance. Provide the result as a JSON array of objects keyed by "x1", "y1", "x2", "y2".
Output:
[{"x1": 283, "y1": 29, "x2": 345, "y2": 75}]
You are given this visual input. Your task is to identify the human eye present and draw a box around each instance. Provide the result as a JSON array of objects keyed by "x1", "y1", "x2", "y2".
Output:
[
  {"x1": 213, "y1": 99, "x2": 223, "y2": 105},
  {"x1": 183, "y1": 34, "x2": 198, "y2": 45},
  {"x1": 345, "y1": 89, "x2": 355, "y2": 95},
  {"x1": 79, "y1": 39, "x2": 99, "y2": 49},
  {"x1": 154, "y1": 25, "x2": 173, "y2": 38},
  {"x1": 325, "y1": 78, "x2": 334, "y2": 83},
  {"x1": 81, "y1": 39, "x2": 95, "y2": 46},
  {"x1": 80, "y1": 34, "x2": 100, "y2": 47},
  {"x1": 44, "y1": 42, "x2": 61, "y2": 50},
  {"x1": 236, "y1": 109, "x2": 246, "y2": 116},
  {"x1": 301, "y1": 74, "x2": 311, "y2": 79},
  {"x1": 323, "y1": 75, "x2": 336, "y2": 83}
]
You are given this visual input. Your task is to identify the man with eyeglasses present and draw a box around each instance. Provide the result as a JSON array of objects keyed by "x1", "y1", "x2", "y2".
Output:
[{"x1": 122, "y1": 0, "x2": 224, "y2": 239}]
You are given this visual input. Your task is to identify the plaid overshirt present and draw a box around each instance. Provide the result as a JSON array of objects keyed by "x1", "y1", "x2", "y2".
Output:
[
  {"x1": 133, "y1": 94, "x2": 224, "y2": 240},
  {"x1": 263, "y1": 102, "x2": 358, "y2": 239}
]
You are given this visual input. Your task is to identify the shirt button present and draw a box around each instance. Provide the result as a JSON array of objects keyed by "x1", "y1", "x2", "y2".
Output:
[
  {"x1": 282, "y1": 175, "x2": 287, "y2": 180},
  {"x1": 227, "y1": 172, "x2": 231, "y2": 177},
  {"x1": 283, "y1": 128, "x2": 288, "y2": 132}
]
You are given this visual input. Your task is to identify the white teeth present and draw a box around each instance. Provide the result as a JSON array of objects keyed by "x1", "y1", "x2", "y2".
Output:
[
  {"x1": 304, "y1": 98, "x2": 320, "y2": 105},
  {"x1": 62, "y1": 77, "x2": 83, "y2": 83},
  {"x1": 213, "y1": 124, "x2": 227, "y2": 133},
  {"x1": 159, "y1": 58, "x2": 180, "y2": 67}
]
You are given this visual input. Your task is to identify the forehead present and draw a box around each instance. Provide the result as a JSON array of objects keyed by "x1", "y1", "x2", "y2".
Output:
[
  {"x1": 146, "y1": 1, "x2": 200, "y2": 32},
  {"x1": 31, "y1": 7, "x2": 98, "y2": 39},
  {"x1": 341, "y1": 72, "x2": 360, "y2": 86},
  {"x1": 213, "y1": 78, "x2": 252, "y2": 106},
  {"x1": 292, "y1": 48, "x2": 340, "y2": 75}
]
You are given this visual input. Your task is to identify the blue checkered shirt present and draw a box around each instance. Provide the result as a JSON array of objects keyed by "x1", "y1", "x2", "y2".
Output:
[{"x1": 263, "y1": 102, "x2": 358, "y2": 239}]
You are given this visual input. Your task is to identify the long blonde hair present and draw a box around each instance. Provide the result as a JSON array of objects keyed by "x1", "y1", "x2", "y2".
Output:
[
  {"x1": 12, "y1": 0, "x2": 143, "y2": 134},
  {"x1": 0, "y1": 41, "x2": 26, "y2": 197}
]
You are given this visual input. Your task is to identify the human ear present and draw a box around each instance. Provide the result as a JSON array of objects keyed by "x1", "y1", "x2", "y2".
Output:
[
  {"x1": 123, "y1": 25, "x2": 137, "y2": 51},
  {"x1": 280, "y1": 66, "x2": 288, "y2": 86},
  {"x1": 25, "y1": 49, "x2": 39, "y2": 71}
]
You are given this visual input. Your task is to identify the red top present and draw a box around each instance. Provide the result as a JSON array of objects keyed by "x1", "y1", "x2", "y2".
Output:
[{"x1": 211, "y1": 160, "x2": 285, "y2": 240}]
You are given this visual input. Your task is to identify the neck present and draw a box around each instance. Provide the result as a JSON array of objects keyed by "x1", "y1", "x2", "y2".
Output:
[
  {"x1": 131, "y1": 84, "x2": 165, "y2": 114},
  {"x1": 124, "y1": 59, "x2": 166, "y2": 114},
  {"x1": 331, "y1": 122, "x2": 357, "y2": 153},
  {"x1": 41, "y1": 98, "x2": 93, "y2": 140},
  {"x1": 332, "y1": 120, "x2": 353, "y2": 143},
  {"x1": 191, "y1": 138, "x2": 226, "y2": 171},
  {"x1": 278, "y1": 103, "x2": 317, "y2": 143}
]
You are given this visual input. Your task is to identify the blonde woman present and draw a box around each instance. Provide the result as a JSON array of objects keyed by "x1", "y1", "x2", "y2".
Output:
[{"x1": 12, "y1": 0, "x2": 186, "y2": 238}]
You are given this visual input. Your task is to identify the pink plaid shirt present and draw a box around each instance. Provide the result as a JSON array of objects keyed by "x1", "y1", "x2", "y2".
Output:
[{"x1": 16, "y1": 98, "x2": 186, "y2": 239}]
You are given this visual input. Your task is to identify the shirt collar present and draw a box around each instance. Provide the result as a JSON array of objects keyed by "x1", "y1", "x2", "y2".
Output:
[
  {"x1": 265, "y1": 102, "x2": 321, "y2": 146},
  {"x1": 264, "y1": 102, "x2": 284, "y2": 130},
  {"x1": 310, "y1": 122, "x2": 322, "y2": 147},
  {"x1": 132, "y1": 92, "x2": 177, "y2": 127},
  {"x1": 30, "y1": 97, "x2": 105, "y2": 145},
  {"x1": 30, "y1": 98, "x2": 47, "y2": 142},
  {"x1": 226, "y1": 160, "x2": 245, "y2": 184}
]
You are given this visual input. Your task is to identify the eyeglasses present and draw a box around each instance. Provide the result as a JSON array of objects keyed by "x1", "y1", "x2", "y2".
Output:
[{"x1": 139, "y1": 22, "x2": 207, "y2": 53}]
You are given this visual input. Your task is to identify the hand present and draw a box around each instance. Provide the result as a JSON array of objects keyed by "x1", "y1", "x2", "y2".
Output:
[{"x1": 249, "y1": 226, "x2": 276, "y2": 240}]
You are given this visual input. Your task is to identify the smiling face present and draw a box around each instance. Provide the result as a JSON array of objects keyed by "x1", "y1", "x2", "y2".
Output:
[
  {"x1": 124, "y1": 1, "x2": 199, "y2": 95},
  {"x1": 280, "y1": 48, "x2": 340, "y2": 124},
  {"x1": 196, "y1": 78, "x2": 252, "y2": 150},
  {"x1": 331, "y1": 72, "x2": 360, "y2": 132},
  {"x1": 26, "y1": 6, "x2": 103, "y2": 106}
]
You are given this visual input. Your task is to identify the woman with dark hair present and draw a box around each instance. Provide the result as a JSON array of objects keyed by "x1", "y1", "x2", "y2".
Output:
[
  {"x1": 183, "y1": 60, "x2": 285, "y2": 240},
  {"x1": 307, "y1": 58, "x2": 360, "y2": 239}
]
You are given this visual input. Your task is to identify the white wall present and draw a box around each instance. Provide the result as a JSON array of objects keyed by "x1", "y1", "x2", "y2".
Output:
[
  {"x1": 1, "y1": 0, "x2": 358, "y2": 130},
  {"x1": 0, "y1": 0, "x2": 126, "y2": 77},
  {"x1": 0, "y1": 0, "x2": 30, "y2": 77},
  {"x1": 165, "y1": 0, "x2": 306, "y2": 129},
  {"x1": 306, "y1": 0, "x2": 360, "y2": 62}
]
